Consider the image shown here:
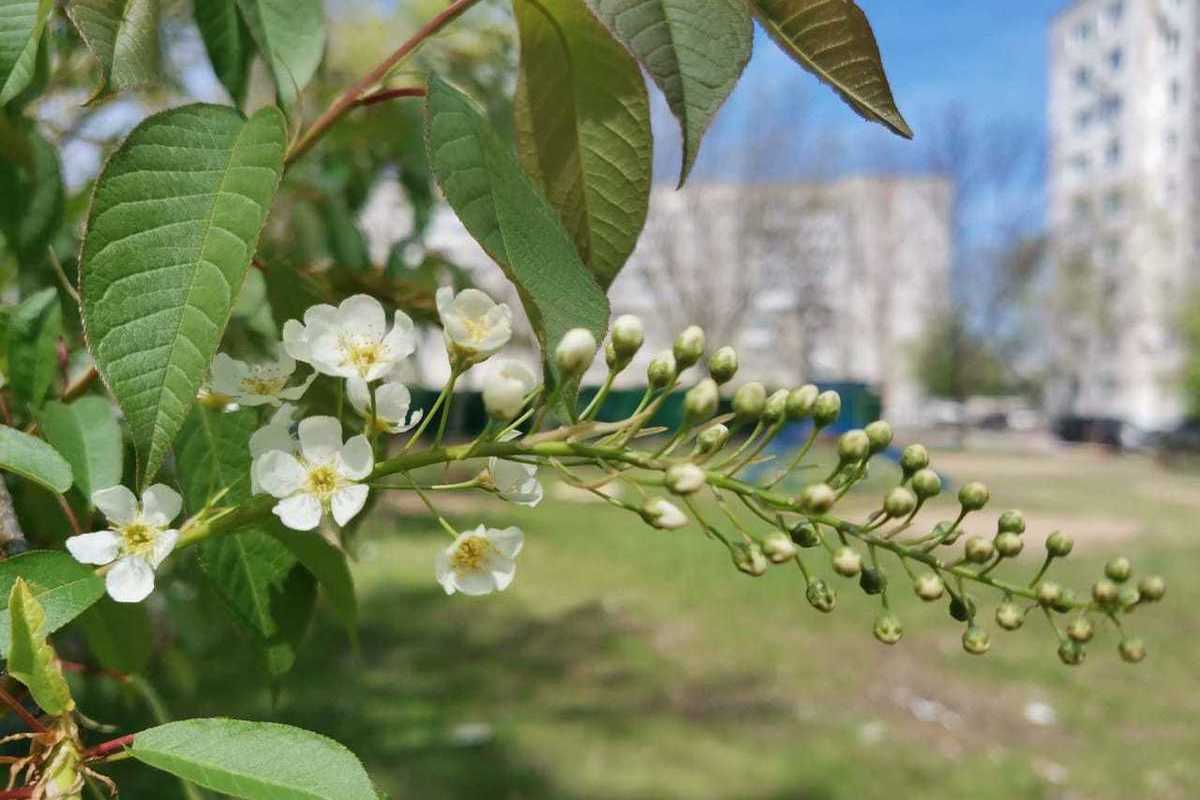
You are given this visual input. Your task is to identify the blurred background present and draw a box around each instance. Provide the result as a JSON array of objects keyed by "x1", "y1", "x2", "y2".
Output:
[{"x1": 7, "y1": 0, "x2": 1200, "y2": 798}]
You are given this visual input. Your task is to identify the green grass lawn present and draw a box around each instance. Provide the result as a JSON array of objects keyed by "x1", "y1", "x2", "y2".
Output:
[{"x1": 85, "y1": 441, "x2": 1200, "y2": 799}]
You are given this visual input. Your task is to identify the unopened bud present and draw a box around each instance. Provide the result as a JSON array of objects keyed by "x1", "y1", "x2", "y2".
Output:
[
  {"x1": 1092, "y1": 579, "x2": 1119, "y2": 606},
  {"x1": 995, "y1": 601, "x2": 1024, "y2": 630},
  {"x1": 831, "y1": 546, "x2": 862, "y2": 577},
  {"x1": 837, "y1": 430, "x2": 870, "y2": 463},
  {"x1": 962, "y1": 625, "x2": 991, "y2": 655},
  {"x1": 914, "y1": 573, "x2": 944, "y2": 601},
  {"x1": 733, "y1": 382, "x2": 767, "y2": 421},
  {"x1": 874, "y1": 613, "x2": 903, "y2": 645},
  {"x1": 949, "y1": 594, "x2": 976, "y2": 622},
  {"x1": 673, "y1": 325, "x2": 706, "y2": 369},
  {"x1": 994, "y1": 532, "x2": 1023, "y2": 558},
  {"x1": 883, "y1": 486, "x2": 917, "y2": 518},
  {"x1": 647, "y1": 350, "x2": 676, "y2": 389},
  {"x1": 997, "y1": 510, "x2": 1026, "y2": 535},
  {"x1": 1036, "y1": 581, "x2": 1062, "y2": 607},
  {"x1": 786, "y1": 384, "x2": 819, "y2": 419},
  {"x1": 761, "y1": 531, "x2": 798, "y2": 564},
  {"x1": 812, "y1": 390, "x2": 841, "y2": 428},
  {"x1": 1066, "y1": 616, "x2": 1094, "y2": 643},
  {"x1": 556, "y1": 328, "x2": 597, "y2": 376},
  {"x1": 800, "y1": 483, "x2": 836, "y2": 514},
  {"x1": 732, "y1": 542, "x2": 769, "y2": 577},
  {"x1": 697, "y1": 423, "x2": 730, "y2": 454},
  {"x1": 1137, "y1": 575, "x2": 1166, "y2": 602},
  {"x1": 958, "y1": 481, "x2": 990, "y2": 511},
  {"x1": 1051, "y1": 588, "x2": 1077, "y2": 613},
  {"x1": 642, "y1": 498, "x2": 688, "y2": 530},
  {"x1": 864, "y1": 420, "x2": 892, "y2": 453},
  {"x1": 911, "y1": 469, "x2": 942, "y2": 499},
  {"x1": 1046, "y1": 531, "x2": 1073, "y2": 558},
  {"x1": 1118, "y1": 637, "x2": 1146, "y2": 663},
  {"x1": 610, "y1": 314, "x2": 644, "y2": 360},
  {"x1": 1058, "y1": 640, "x2": 1086, "y2": 666},
  {"x1": 665, "y1": 463, "x2": 706, "y2": 495},
  {"x1": 859, "y1": 567, "x2": 887, "y2": 595},
  {"x1": 763, "y1": 389, "x2": 789, "y2": 425},
  {"x1": 1104, "y1": 556, "x2": 1132, "y2": 583},
  {"x1": 708, "y1": 346, "x2": 738, "y2": 385},
  {"x1": 899, "y1": 444, "x2": 929, "y2": 475},
  {"x1": 806, "y1": 579, "x2": 836, "y2": 613},
  {"x1": 964, "y1": 536, "x2": 994, "y2": 564},
  {"x1": 684, "y1": 378, "x2": 720, "y2": 422},
  {"x1": 789, "y1": 521, "x2": 821, "y2": 548},
  {"x1": 1118, "y1": 585, "x2": 1140, "y2": 609}
]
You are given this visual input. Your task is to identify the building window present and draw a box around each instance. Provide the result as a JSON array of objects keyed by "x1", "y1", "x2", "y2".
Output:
[
  {"x1": 1100, "y1": 94, "x2": 1123, "y2": 119},
  {"x1": 1107, "y1": 1, "x2": 1124, "y2": 22},
  {"x1": 1075, "y1": 108, "x2": 1092, "y2": 130},
  {"x1": 1107, "y1": 47, "x2": 1123, "y2": 70},
  {"x1": 1106, "y1": 138, "x2": 1122, "y2": 165},
  {"x1": 1104, "y1": 190, "x2": 1123, "y2": 214},
  {"x1": 1075, "y1": 19, "x2": 1095, "y2": 42},
  {"x1": 1074, "y1": 66, "x2": 1092, "y2": 87},
  {"x1": 1073, "y1": 196, "x2": 1092, "y2": 219},
  {"x1": 1169, "y1": 78, "x2": 1182, "y2": 106},
  {"x1": 1164, "y1": 29, "x2": 1181, "y2": 54},
  {"x1": 1070, "y1": 153, "x2": 1091, "y2": 174}
]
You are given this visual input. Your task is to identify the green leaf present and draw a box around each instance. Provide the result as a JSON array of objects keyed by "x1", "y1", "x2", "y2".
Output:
[
  {"x1": 68, "y1": 0, "x2": 162, "y2": 100},
  {"x1": 0, "y1": 424, "x2": 72, "y2": 494},
  {"x1": 80, "y1": 104, "x2": 287, "y2": 487},
  {"x1": 194, "y1": 0, "x2": 255, "y2": 105},
  {"x1": 513, "y1": 0, "x2": 651, "y2": 288},
  {"x1": 583, "y1": 0, "x2": 751, "y2": 185},
  {"x1": 132, "y1": 718, "x2": 379, "y2": 800},
  {"x1": 7, "y1": 579, "x2": 74, "y2": 714},
  {"x1": 268, "y1": 528, "x2": 356, "y2": 635},
  {"x1": 201, "y1": 532, "x2": 296, "y2": 640},
  {"x1": 261, "y1": 564, "x2": 315, "y2": 677},
  {"x1": 37, "y1": 397, "x2": 123, "y2": 504},
  {"x1": 77, "y1": 596, "x2": 153, "y2": 674},
  {"x1": 6, "y1": 287, "x2": 61, "y2": 408},
  {"x1": 749, "y1": 0, "x2": 911, "y2": 138},
  {"x1": 235, "y1": 0, "x2": 324, "y2": 108},
  {"x1": 174, "y1": 405, "x2": 257, "y2": 511},
  {"x1": 425, "y1": 76, "x2": 610, "y2": 381},
  {"x1": 0, "y1": 123, "x2": 63, "y2": 264},
  {"x1": 0, "y1": 0, "x2": 52, "y2": 105},
  {"x1": 0, "y1": 551, "x2": 105, "y2": 657}
]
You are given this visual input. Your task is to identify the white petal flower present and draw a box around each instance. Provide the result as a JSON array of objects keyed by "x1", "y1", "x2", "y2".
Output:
[
  {"x1": 347, "y1": 379, "x2": 423, "y2": 434},
  {"x1": 482, "y1": 360, "x2": 537, "y2": 421},
  {"x1": 642, "y1": 497, "x2": 689, "y2": 530},
  {"x1": 488, "y1": 458, "x2": 542, "y2": 507},
  {"x1": 252, "y1": 415, "x2": 374, "y2": 531},
  {"x1": 292, "y1": 295, "x2": 416, "y2": 382},
  {"x1": 435, "y1": 525, "x2": 524, "y2": 596},
  {"x1": 66, "y1": 484, "x2": 183, "y2": 603},
  {"x1": 249, "y1": 404, "x2": 300, "y2": 494},
  {"x1": 437, "y1": 287, "x2": 513, "y2": 364},
  {"x1": 207, "y1": 352, "x2": 315, "y2": 407}
]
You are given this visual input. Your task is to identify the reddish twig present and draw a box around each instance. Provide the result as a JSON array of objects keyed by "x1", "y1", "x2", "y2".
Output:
[
  {"x1": 0, "y1": 786, "x2": 34, "y2": 798},
  {"x1": 355, "y1": 86, "x2": 426, "y2": 107},
  {"x1": 55, "y1": 496, "x2": 83, "y2": 536},
  {"x1": 62, "y1": 366, "x2": 99, "y2": 402},
  {"x1": 84, "y1": 734, "x2": 134, "y2": 761},
  {"x1": 59, "y1": 660, "x2": 130, "y2": 684},
  {"x1": 0, "y1": 685, "x2": 47, "y2": 735},
  {"x1": 284, "y1": 0, "x2": 483, "y2": 165}
]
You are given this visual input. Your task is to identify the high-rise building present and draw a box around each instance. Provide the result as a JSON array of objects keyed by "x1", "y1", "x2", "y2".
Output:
[{"x1": 1047, "y1": 0, "x2": 1194, "y2": 430}]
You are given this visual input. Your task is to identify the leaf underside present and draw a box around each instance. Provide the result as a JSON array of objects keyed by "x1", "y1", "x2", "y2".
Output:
[
  {"x1": 68, "y1": 0, "x2": 162, "y2": 100},
  {"x1": 235, "y1": 0, "x2": 325, "y2": 108}
]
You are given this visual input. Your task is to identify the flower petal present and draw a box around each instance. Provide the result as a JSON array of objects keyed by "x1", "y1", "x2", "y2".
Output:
[
  {"x1": 337, "y1": 435, "x2": 374, "y2": 481},
  {"x1": 487, "y1": 527, "x2": 524, "y2": 559},
  {"x1": 278, "y1": 371, "x2": 317, "y2": 401},
  {"x1": 65, "y1": 531, "x2": 120, "y2": 565},
  {"x1": 382, "y1": 312, "x2": 416, "y2": 360},
  {"x1": 209, "y1": 353, "x2": 247, "y2": 395},
  {"x1": 489, "y1": 554, "x2": 517, "y2": 591},
  {"x1": 273, "y1": 493, "x2": 323, "y2": 531},
  {"x1": 330, "y1": 484, "x2": 369, "y2": 526},
  {"x1": 140, "y1": 484, "x2": 182, "y2": 526},
  {"x1": 435, "y1": 286, "x2": 454, "y2": 319},
  {"x1": 338, "y1": 295, "x2": 387, "y2": 340},
  {"x1": 106, "y1": 556, "x2": 156, "y2": 603},
  {"x1": 299, "y1": 416, "x2": 344, "y2": 463},
  {"x1": 149, "y1": 529, "x2": 179, "y2": 569},
  {"x1": 253, "y1": 451, "x2": 306, "y2": 497},
  {"x1": 282, "y1": 319, "x2": 311, "y2": 361},
  {"x1": 454, "y1": 568, "x2": 498, "y2": 596},
  {"x1": 374, "y1": 382, "x2": 412, "y2": 423},
  {"x1": 92, "y1": 485, "x2": 138, "y2": 526},
  {"x1": 435, "y1": 548, "x2": 456, "y2": 595},
  {"x1": 345, "y1": 377, "x2": 372, "y2": 418},
  {"x1": 309, "y1": 331, "x2": 352, "y2": 378},
  {"x1": 249, "y1": 423, "x2": 297, "y2": 460}
]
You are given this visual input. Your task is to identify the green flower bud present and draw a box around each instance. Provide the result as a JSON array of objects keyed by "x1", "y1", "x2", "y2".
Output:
[
  {"x1": 883, "y1": 486, "x2": 917, "y2": 519},
  {"x1": 962, "y1": 625, "x2": 991, "y2": 655},
  {"x1": 665, "y1": 463, "x2": 707, "y2": 495},
  {"x1": 806, "y1": 578, "x2": 836, "y2": 613},
  {"x1": 732, "y1": 542, "x2": 769, "y2": 577},
  {"x1": 789, "y1": 521, "x2": 821, "y2": 548},
  {"x1": 1104, "y1": 556, "x2": 1133, "y2": 583},
  {"x1": 605, "y1": 340, "x2": 620, "y2": 370},
  {"x1": 1066, "y1": 616, "x2": 1094, "y2": 643},
  {"x1": 1051, "y1": 588, "x2": 1077, "y2": 613},
  {"x1": 673, "y1": 325, "x2": 706, "y2": 369},
  {"x1": 832, "y1": 546, "x2": 862, "y2": 577},
  {"x1": 761, "y1": 531, "x2": 798, "y2": 564},
  {"x1": 610, "y1": 314, "x2": 644, "y2": 360},
  {"x1": 1092, "y1": 579, "x2": 1119, "y2": 607},
  {"x1": 785, "y1": 384, "x2": 819, "y2": 419},
  {"x1": 1137, "y1": 575, "x2": 1166, "y2": 602},
  {"x1": 763, "y1": 388, "x2": 790, "y2": 425},
  {"x1": 812, "y1": 390, "x2": 841, "y2": 428},
  {"x1": 647, "y1": 350, "x2": 677, "y2": 389},
  {"x1": 911, "y1": 469, "x2": 942, "y2": 499},
  {"x1": 800, "y1": 483, "x2": 836, "y2": 514},
  {"x1": 697, "y1": 423, "x2": 730, "y2": 454},
  {"x1": 995, "y1": 601, "x2": 1024, "y2": 630},
  {"x1": 555, "y1": 328, "x2": 598, "y2": 376},
  {"x1": 1117, "y1": 585, "x2": 1140, "y2": 610},
  {"x1": 1058, "y1": 640, "x2": 1086, "y2": 666},
  {"x1": 899, "y1": 444, "x2": 929, "y2": 475},
  {"x1": 997, "y1": 510, "x2": 1026, "y2": 535},
  {"x1": 874, "y1": 613, "x2": 903, "y2": 645},
  {"x1": 708, "y1": 346, "x2": 739, "y2": 385},
  {"x1": 958, "y1": 481, "x2": 990, "y2": 511},
  {"x1": 684, "y1": 378, "x2": 720, "y2": 422},
  {"x1": 964, "y1": 536, "x2": 995, "y2": 564},
  {"x1": 864, "y1": 420, "x2": 893, "y2": 454},
  {"x1": 859, "y1": 567, "x2": 887, "y2": 595},
  {"x1": 1036, "y1": 581, "x2": 1062, "y2": 607},
  {"x1": 1118, "y1": 637, "x2": 1146, "y2": 663},
  {"x1": 914, "y1": 573, "x2": 945, "y2": 601},
  {"x1": 949, "y1": 594, "x2": 976, "y2": 622},
  {"x1": 994, "y1": 532, "x2": 1024, "y2": 558},
  {"x1": 732, "y1": 382, "x2": 767, "y2": 421},
  {"x1": 1046, "y1": 531, "x2": 1074, "y2": 558},
  {"x1": 837, "y1": 430, "x2": 870, "y2": 463}
]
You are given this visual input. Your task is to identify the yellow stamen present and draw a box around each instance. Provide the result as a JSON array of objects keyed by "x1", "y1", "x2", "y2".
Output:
[
  {"x1": 305, "y1": 465, "x2": 341, "y2": 499},
  {"x1": 120, "y1": 522, "x2": 156, "y2": 555},
  {"x1": 451, "y1": 536, "x2": 490, "y2": 571}
]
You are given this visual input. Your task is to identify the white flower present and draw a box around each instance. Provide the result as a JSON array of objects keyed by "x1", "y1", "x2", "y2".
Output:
[
  {"x1": 435, "y1": 525, "x2": 524, "y2": 596},
  {"x1": 488, "y1": 458, "x2": 543, "y2": 507},
  {"x1": 436, "y1": 287, "x2": 512, "y2": 363},
  {"x1": 253, "y1": 416, "x2": 374, "y2": 531},
  {"x1": 249, "y1": 404, "x2": 300, "y2": 493},
  {"x1": 555, "y1": 328, "x2": 597, "y2": 376},
  {"x1": 482, "y1": 360, "x2": 537, "y2": 420},
  {"x1": 208, "y1": 352, "x2": 314, "y2": 407},
  {"x1": 283, "y1": 295, "x2": 415, "y2": 382},
  {"x1": 66, "y1": 485, "x2": 182, "y2": 603},
  {"x1": 642, "y1": 497, "x2": 688, "y2": 530},
  {"x1": 347, "y1": 379, "x2": 423, "y2": 434}
]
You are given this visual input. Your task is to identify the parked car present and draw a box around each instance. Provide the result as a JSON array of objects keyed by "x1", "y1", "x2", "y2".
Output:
[
  {"x1": 1156, "y1": 417, "x2": 1200, "y2": 460},
  {"x1": 1053, "y1": 415, "x2": 1144, "y2": 450}
]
